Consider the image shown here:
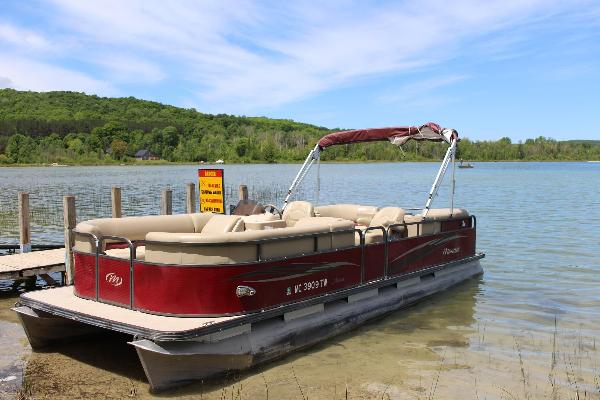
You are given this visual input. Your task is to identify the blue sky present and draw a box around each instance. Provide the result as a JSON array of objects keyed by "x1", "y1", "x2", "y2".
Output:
[{"x1": 1, "y1": 0, "x2": 599, "y2": 141}]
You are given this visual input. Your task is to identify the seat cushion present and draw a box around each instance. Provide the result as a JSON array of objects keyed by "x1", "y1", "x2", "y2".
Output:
[
  {"x1": 423, "y1": 208, "x2": 469, "y2": 220},
  {"x1": 189, "y1": 213, "x2": 215, "y2": 232},
  {"x1": 105, "y1": 246, "x2": 146, "y2": 261},
  {"x1": 242, "y1": 213, "x2": 279, "y2": 223},
  {"x1": 315, "y1": 204, "x2": 378, "y2": 225},
  {"x1": 369, "y1": 207, "x2": 405, "y2": 229},
  {"x1": 201, "y1": 215, "x2": 244, "y2": 234},
  {"x1": 282, "y1": 201, "x2": 314, "y2": 226}
]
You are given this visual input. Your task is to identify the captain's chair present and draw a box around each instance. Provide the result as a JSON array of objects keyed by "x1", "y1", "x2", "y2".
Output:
[{"x1": 282, "y1": 201, "x2": 314, "y2": 226}]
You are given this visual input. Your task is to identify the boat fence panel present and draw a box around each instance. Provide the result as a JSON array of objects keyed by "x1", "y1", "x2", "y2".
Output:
[{"x1": 68, "y1": 216, "x2": 477, "y2": 317}]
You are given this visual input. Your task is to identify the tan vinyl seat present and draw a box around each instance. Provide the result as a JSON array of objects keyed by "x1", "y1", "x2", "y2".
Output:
[
  {"x1": 201, "y1": 215, "x2": 245, "y2": 233},
  {"x1": 282, "y1": 201, "x2": 314, "y2": 226},
  {"x1": 314, "y1": 204, "x2": 379, "y2": 226},
  {"x1": 145, "y1": 223, "x2": 336, "y2": 265},
  {"x1": 74, "y1": 213, "x2": 214, "y2": 253},
  {"x1": 105, "y1": 246, "x2": 146, "y2": 261},
  {"x1": 423, "y1": 208, "x2": 469, "y2": 220},
  {"x1": 242, "y1": 213, "x2": 287, "y2": 230},
  {"x1": 295, "y1": 217, "x2": 355, "y2": 249},
  {"x1": 242, "y1": 213, "x2": 278, "y2": 223},
  {"x1": 404, "y1": 208, "x2": 469, "y2": 237},
  {"x1": 358, "y1": 207, "x2": 406, "y2": 245}
]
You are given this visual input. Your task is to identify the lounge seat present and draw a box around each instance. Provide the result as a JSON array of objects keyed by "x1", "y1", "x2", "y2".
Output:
[
  {"x1": 357, "y1": 207, "x2": 406, "y2": 245},
  {"x1": 143, "y1": 217, "x2": 354, "y2": 265},
  {"x1": 295, "y1": 217, "x2": 355, "y2": 249},
  {"x1": 282, "y1": 201, "x2": 314, "y2": 226},
  {"x1": 315, "y1": 204, "x2": 379, "y2": 226},
  {"x1": 201, "y1": 214, "x2": 245, "y2": 233},
  {"x1": 105, "y1": 246, "x2": 146, "y2": 261},
  {"x1": 242, "y1": 213, "x2": 287, "y2": 230},
  {"x1": 74, "y1": 213, "x2": 214, "y2": 253},
  {"x1": 404, "y1": 208, "x2": 469, "y2": 237}
]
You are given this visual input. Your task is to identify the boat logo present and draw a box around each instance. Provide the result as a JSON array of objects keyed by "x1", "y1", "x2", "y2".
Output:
[
  {"x1": 236, "y1": 285, "x2": 256, "y2": 297},
  {"x1": 442, "y1": 247, "x2": 460, "y2": 255},
  {"x1": 105, "y1": 272, "x2": 123, "y2": 287}
]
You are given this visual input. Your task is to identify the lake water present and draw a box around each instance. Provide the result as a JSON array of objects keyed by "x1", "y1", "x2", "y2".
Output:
[{"x1": 1, "y1": 162, "x2": 599, "y2": 399}]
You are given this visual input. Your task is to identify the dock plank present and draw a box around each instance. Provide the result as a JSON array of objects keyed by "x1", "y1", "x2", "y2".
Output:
[{"x1": 0, "y1": 248, "x2": 65, "y2": 279}]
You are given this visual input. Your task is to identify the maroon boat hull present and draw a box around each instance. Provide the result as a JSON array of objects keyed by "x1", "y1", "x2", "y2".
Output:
[{"x1": 74, "y1": 218, "x2": 476, "y2": 316}]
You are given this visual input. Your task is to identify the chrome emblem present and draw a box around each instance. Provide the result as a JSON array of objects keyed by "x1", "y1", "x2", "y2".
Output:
[
  {"x1": 236, "y1": 285, "x2": 256, "y2": 297},
  {"x1": 105, "y1": 272, "x2": 123, "y2": 287}
]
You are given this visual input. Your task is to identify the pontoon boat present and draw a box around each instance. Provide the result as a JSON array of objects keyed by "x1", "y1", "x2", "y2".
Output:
[{"x1": 14, "y1": 122, "x2": 484, "y2": 391}]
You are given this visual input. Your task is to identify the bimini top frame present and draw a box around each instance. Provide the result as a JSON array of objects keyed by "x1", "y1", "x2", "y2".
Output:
[{"x1": 282, "y1": 122, "x2": 459, "y2": 218}]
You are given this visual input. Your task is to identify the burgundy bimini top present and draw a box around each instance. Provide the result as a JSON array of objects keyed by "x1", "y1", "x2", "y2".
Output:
[{"x1": 317, "y1": 122, "x2": 457, "y2": 149}]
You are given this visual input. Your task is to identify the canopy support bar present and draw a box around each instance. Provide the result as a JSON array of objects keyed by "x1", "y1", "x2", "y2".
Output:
[
  {"x1": 450, "y1": 139, "x2": 457, "y2": 215},
  {"x1": 422, "y1": 138, "x2": 457, "y2": 218},
  {"x1": 282, "y1": 144, "x2": 320, "y2": 212}
]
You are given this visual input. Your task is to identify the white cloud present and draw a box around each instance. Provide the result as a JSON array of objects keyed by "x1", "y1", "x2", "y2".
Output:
[
  {"x1": 377, "y1": 75, "x2": 468, "y2": 105},
  {"x1": 0, "y1": 23, "x2": 53, "y2": 51},
  {"x1": 90, "y1": 54, "x2": 165, "y2": 84},
  {"x1": 3, "y1": 0, "x2": 598, "y2": 113},
  {"x1": 0, "y1": 55, "x2": 113, "y2": 94}
]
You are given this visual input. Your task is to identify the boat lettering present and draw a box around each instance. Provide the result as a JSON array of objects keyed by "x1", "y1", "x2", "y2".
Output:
[
  {"x1": 201, "y1": 189, "x2": 222, "y2": 195},
  {"x1": 442, "y1": 247, "x2": 460, "y2": 255},
  {"x1": 105, "y1": 272, "x2": 123, "y2": 287},
  {"x1": 293, "y1": 278, "x2": 327, "y2": 294}
]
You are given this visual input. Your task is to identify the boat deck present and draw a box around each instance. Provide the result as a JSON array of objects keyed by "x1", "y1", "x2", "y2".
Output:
[{"x1": 19, "y1": 287, "x2": 242, "y2": 340}]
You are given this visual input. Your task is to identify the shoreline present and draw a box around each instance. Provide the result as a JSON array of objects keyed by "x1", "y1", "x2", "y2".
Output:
[{"x1": 2, "y1": 159, "x2": 600, "y2": 168}]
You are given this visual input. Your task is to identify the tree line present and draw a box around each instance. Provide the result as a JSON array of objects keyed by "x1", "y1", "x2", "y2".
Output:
[{"x1": 1, "y1": 89, "x2": 598, "y2": 164}]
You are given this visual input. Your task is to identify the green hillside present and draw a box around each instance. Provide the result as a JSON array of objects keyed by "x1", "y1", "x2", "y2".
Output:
[{"x1": 0, "y1": 89, "x2": 599, "y2": 164}]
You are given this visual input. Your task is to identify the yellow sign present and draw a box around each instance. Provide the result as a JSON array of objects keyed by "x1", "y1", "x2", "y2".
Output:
[{"x1": 198, "y1": 169, "x2": 225, "y2": 213}]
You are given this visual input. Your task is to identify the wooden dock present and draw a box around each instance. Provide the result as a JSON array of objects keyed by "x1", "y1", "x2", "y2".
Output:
[{"x1": 0, "y1": 248, "x2": 66, "y2": 285}]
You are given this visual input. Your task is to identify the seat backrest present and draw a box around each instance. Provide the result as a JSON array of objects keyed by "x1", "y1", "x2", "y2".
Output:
[
  {"x1": 422, "y1": 208, "x2": 469, "y2": 220},
  {"x1": 201, "y1": 215, "x2": 244, "y2": 234},
  {"x1": 315, "y1": 204, "x2": 378, "y2": 225},
  {"x1": 294, "y1": 217, "x2": 355, "y2": 249},
  {"x1": 145, "y1": 223, "x2": 334, "y2": 264},
  {"x1": 74, "y1": 214, "x2": 200, "y2": 253},
  {"x1": 282, "y1": 201, "x2": 314, "y2": 226},
  {"x1": 369, "y1": 207, "x2": 405, "y2": 229}
]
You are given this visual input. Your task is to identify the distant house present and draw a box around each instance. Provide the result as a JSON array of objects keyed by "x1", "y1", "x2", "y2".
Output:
[{"x1": 135, "y1": 149, "x2": 159, "y2": 161}]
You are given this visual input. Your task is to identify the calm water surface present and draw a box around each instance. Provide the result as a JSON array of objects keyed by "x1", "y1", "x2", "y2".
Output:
[{"x1": 1, "y1": 162, "x2": 599, "y2": 399}]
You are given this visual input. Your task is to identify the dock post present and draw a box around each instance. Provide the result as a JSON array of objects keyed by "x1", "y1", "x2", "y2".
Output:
[
  {"x1": 161, "y1": 188, "x2": 173, "y2": 215},
  {"x1": 186, "y1": 183, "x2": 196, "y2": 214},
  {"x1": 18, "y1": 192, "x2": 31, "y2": 253},
  {"x1": 238, "y1": 185, "x2": 248, "y2": 201},
  {"x1": 63, "y1": 196, "x2": 76, "y2": 284},
  {"x1": 111, "y1": 186, "x2": 122, "y2": 218}
]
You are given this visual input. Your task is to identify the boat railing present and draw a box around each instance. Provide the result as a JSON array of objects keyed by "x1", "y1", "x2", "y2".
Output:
[
  {"x1": 363, "y1": 226, "x2": 388, "y2": 281},
  {"x1": 386, "y1": 215, "x2": 477, "y2": 239},
  {"x1": 142, "y1": 228, "x2": 357, "y2": 249},
  {"x1": 99, "y1": 235, "x2": 136, "y2": 308},
  {"x1": 74, "y1": 215, "x2": 475, "y2": 269},
  {"x1": 71, "y1": 215, "x2": 475, "y2": 309}
]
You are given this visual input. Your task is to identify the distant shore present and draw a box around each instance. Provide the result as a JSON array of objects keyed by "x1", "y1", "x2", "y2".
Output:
[{"x1": 2, "y1": 159, "x2": 600, "y2": 168}]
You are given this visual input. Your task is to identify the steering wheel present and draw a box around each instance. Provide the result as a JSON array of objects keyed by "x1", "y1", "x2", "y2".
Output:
[{"x1": 263, "y1": 204, "x2": 282, "y2": 218}]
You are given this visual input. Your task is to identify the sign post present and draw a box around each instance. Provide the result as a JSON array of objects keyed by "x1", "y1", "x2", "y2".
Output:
[{"x1": 198, "y1": 169, "x2": 225, "y2": 213}]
